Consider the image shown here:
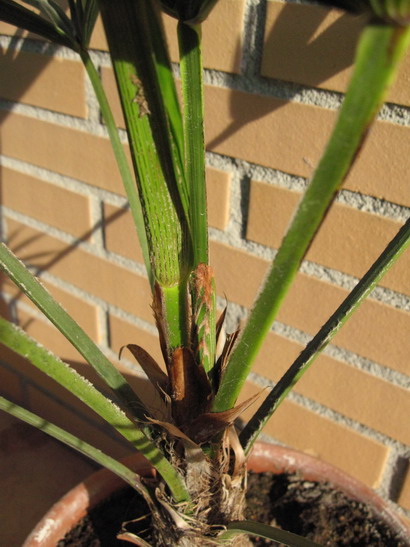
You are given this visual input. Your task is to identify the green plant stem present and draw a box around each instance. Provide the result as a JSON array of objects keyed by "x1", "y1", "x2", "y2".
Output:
[
  {"x1": 240, "y1": 218, "x2": 410, "y2": 453},
  {"x1": 178, "y1": 21, "x2": 208, "y2": 266},
  {"x1": 79, "y1": 49, "x2": 153, "y2": 287},
  {"x1": 212, "y1": 23, "x2": 410, "y2": 413},
  {"x1": 98, "y1": 0, "x2": 190, "y2": 288}
]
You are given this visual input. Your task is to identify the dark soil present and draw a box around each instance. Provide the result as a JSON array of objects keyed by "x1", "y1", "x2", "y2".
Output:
[{"x1": 59, "y1": 472, "x2": 409, "y2": 546}]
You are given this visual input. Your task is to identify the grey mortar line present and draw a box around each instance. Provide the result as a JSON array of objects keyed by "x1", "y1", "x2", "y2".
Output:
[
  {"x1": 0, "y1": 98, "x2": 115, "y2": 136},
  {"x1": 240, "y1": 0, "x2": 268, "y2": 77},
  {"x1": 206, "y1": 151, "x2": 410, "y2": 222}
]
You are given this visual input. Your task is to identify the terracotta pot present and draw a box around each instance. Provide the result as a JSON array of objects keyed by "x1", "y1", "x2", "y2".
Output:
[{"x1": 24, "y1": 443, "x2": 410, "y2": 546}]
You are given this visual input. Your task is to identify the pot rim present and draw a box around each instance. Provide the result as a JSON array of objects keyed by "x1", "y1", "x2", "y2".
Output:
[{"x1": 23, "y1": 442, "x2": 410, "y2": 546}]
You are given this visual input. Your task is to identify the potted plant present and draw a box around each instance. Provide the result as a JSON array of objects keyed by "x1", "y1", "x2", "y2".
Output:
[{"x1": 0, "y1": 0, "x2": 409, "y2": 544}]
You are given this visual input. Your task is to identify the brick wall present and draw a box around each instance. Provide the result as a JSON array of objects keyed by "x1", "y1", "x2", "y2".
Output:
[{"x1": 1, "y1": 0, "x2": 409, "y2": 518}]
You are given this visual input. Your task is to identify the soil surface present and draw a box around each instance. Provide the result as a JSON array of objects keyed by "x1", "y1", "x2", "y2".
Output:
[{"x1": 59, "y1": 472, "x2": 409, "y2": 546}]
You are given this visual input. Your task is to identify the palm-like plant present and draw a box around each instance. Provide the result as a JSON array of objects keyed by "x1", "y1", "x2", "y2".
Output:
[{"x1": 0, "y1": 0, "x2": 409, "y2": 545}]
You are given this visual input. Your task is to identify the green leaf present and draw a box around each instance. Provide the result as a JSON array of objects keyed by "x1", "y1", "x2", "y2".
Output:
[
  {"x1": 0, "y1": 396, "x2": 149, "y2": 495},
  {"x1": 0, "y1": 0, "x2": 76, "y2": 49},
  {"x1": 212, "y1": 22, "x2": 410, "y2": 413},
  {"x1": 220, "y1": 520, "x2": 321, "y2": 546},
  {"x1": 0, "y1": 242, "x2": 146, "y2": 420},
  {"x1": 240, "y1": 218, "x2": 410, "y2": 453}
]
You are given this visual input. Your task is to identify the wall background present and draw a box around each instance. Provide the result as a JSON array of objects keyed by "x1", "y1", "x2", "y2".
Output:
[{"x1": 1, "y1": 0, "x2": 409, "y2": 519}]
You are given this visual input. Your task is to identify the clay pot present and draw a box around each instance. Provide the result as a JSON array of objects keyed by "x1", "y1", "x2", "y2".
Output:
[{"x1": 24, "y1": 443, "x2": 410, "y2": 546}]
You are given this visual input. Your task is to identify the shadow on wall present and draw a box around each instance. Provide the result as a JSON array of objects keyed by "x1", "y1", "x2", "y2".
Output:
[
  {"x1": 1, "y1": 27, "x2": 63, "y2": 323},
  {"x1": 206, "y1": 3, "x2": 366, "y2": 151}
]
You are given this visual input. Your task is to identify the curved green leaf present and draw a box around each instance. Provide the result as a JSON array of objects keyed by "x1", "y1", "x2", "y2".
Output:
[{"x1": 220, "y1": 520, "x2": 321, "y2": 546}]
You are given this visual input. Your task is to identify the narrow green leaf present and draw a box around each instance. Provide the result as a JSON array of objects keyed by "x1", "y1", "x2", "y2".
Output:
[
  {"x1": 0, "y1": 242, "x2": 146, "y2": 421},
  {"x1": 178, "y1": 21, "x2": 208, "y2": 266},
  {"x1": 241, "y1": 218, "x2": 410, "y2": 453},
  {"x1": 212, "y1": 23, "x2": 410, "y2": 413},
  {"x1": 220, "y1": 520, "x2": 321, "y2": 546},
  {"x1": 0, "y1": 396, "x2": 147, "y2": 494},
  {"x1": 0, "y1": 0, "x2": 76, "y2": 49}
]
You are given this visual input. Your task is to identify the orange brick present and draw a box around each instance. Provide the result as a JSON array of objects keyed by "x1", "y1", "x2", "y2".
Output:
[
  {"x1": 253, "y1": 332, "x2": 410, "y2": 446},
  {"x1": 0, "y1": 48, "x2": 86, "y2": 117},
  {"x1": 280, "y1": 274, "x2": 410, "y2": 377},
  {"x1": 262, "y1": 2, "x2": 410, "y2": 106},
  {"x1": 246, "y1": 180, "x2": 409, "y2": 295},
  {"x1": 109, "y1": 314, "x2": 163, "y2": 366},
  {"x1": 210, "y1": 241, "x2": 410, "y2": 375},
  {"x1": 398, "y1": 466, "x2": 410, "y2": 511},
  {"x1": 204, "y1": 85, "x2": 410, "y2": 208},
  {"x1": 6, "y1": 219, "x2": 153, "y2": 324},
  {"x1": 239, "y1": 381, "x2": 389, "y2": 488},
  {"x1": 103, "y1": 203, "x2": 144, "y2": 263},
  {"x1": 92, "y1": 0, "x2": 245, "y2": 73},
  {"x1": 207, "y1": 167, "x2": 231, "y2": 230},
  {"x1": 1, "y1": 113, "x2": 129, "y2": 195},
  {"x1": 1, "y1": 166, "x2": 92, "y2": 238}
]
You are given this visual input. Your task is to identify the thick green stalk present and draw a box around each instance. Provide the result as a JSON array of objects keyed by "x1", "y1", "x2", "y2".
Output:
[
  {"x1": 178, "y1": 22, "x2": 208, "y2": 266},
  {"x1": 98, "y1": 0, "x2": 191, "y2": 349},
  {"x1": 240, "y1": 218, "x2": 410, "y2": 453},
  {"x1": 213, "y1": 23, "x2": 410, "y2": 412},
  {"x1": 0, "y1": 243, "x2": 146, "y2": 420},
  {"x1": 79, "y1": 49, "x2": 153, "y2": 286},
  {"x1": 98, "y1": 0, "x2": 190, "y2": 286}
]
